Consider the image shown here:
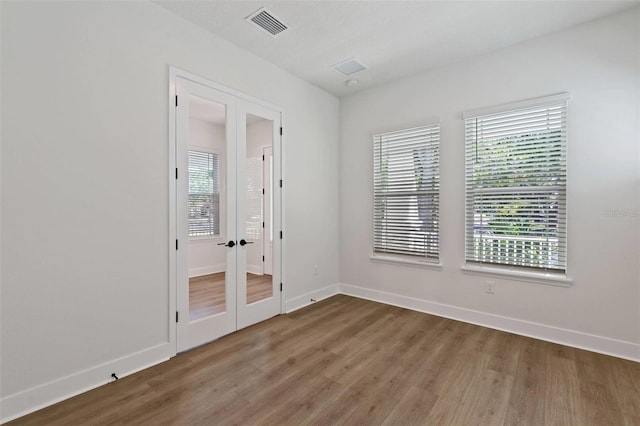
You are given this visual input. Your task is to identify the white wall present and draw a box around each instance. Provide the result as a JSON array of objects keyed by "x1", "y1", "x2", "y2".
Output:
[
  {"x1": 340, "y1": 9, "x2": 640, "y2": 358},
  {"x1": 0, "y1": 0, "x2": 339, "y2": 421},
  {"x1": 188, "y1": 118, "x2": 226, "y2": 277}
]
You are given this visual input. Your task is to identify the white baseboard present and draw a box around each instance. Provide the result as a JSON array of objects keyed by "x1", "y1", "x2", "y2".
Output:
[
  {"x1": 247, "y1": 264, "x2": 264, "y2": 276},
  {"x1": 285, "y1": 283, "x2": 339, "y2": 313},
  {"x1": 189, "y1": 264, "x2": 225, "y2": 278},
  {"x1": 0, "y1": 343, "x2": 172, "y2": 423},
  {"x1": 339, "y1": 283, "x2": 640, "y2": 362}
]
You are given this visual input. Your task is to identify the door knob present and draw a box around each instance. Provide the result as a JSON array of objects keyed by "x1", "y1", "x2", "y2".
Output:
[
  {"x1": 239, "y1": 239, "x2": 254, "y2": 246},
  {"x1": 217, "y1": 240, "x2": 236, "y2": 247}
]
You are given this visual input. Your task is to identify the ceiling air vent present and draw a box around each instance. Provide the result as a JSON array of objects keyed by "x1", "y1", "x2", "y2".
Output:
[
  {"x1": 246, "y1": 7, "x2": 289, "y2": 37},
  {"x1": 333, "y1": 58, "x2": 367, "y2": 76}
]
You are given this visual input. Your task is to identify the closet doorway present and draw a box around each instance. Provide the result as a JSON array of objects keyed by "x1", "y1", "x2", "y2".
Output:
[{"x1": 174, "y1": 75, "x2": 282, "y2": 352}]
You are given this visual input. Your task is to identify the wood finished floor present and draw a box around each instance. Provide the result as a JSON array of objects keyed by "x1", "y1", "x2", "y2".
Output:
[
  {"x1": 190, "y1": 273, "x2": 273, "y2": 321},
  {"x1": 8, "y1": 295, "x2": 640, "y2": 425}
]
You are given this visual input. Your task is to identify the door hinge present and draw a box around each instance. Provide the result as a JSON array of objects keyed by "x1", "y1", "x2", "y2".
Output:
[
  {"x1": 176, "y1": 239, "x2": 178, "y2": 250},
  {"x1": 262, "y1": 155, "x2": 265, "y2": 161},
  {"x1": 279, "y1": 179, "x2": 283, "y2": 188},
  {"x1": 280, "y1": 283, "x2": 283, "y2": 292},
  {"x1": 175, "y1": 168, "x2": 178, "y2": 179},
  {"x1": 262, "y1": 255, "x2": 265, "y2": 262},
  {"x1": 262, "y1": 221, "x2": 264, "y2": 228},
  {"x1": 175, "y1": 95, "x2": 178, "y2": 107},
  {"x1": 280, "y1": 127, "x2": 283, "y2": 135},
  {"x1": 280, "y1": 231, "x2": 283, "y2": 239},
  {"x1": 262, "y1": 188, "x2": 265, "y2": 195},
  {"x1": 176, "y1": 311, "x2": 179, "y2": 322}
]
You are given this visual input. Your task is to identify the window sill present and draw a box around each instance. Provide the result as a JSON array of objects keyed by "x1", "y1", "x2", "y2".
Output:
[
  {"x1": 461, "y1": 264, "x2": 572, "y2": 287},
  {"x1": 370, "y1": 254, "x2": 442, "y2": 270},
  {"x1": 189, "y1": 236, "x2": 224, "y2": 243}
]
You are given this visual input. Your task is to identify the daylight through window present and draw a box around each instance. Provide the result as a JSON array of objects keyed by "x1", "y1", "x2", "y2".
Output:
[
  {"x1": 373, "y1": 124, "x2": 440, "y2": 262},
  {"x1": 464, "y1": 95, "x2": 568, "y2": 272}
]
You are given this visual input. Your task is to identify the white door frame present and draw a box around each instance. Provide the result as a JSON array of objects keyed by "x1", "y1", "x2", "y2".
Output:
[{"x1": 168, "y1": 66, "x2": 285, "y2": 357}]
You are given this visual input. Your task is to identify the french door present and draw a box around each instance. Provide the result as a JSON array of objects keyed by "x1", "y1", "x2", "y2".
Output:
[{"x1": 176, "y1": 77, "x2": 281, "y2": 352}]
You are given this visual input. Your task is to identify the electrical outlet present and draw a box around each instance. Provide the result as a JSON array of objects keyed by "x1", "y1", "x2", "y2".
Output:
[
  {"x1": 313, "y1": 265, "x2": 319, "y2": 276},
  {"x1": 485, "y1": 281, "x2": 495, "y2": 294}
]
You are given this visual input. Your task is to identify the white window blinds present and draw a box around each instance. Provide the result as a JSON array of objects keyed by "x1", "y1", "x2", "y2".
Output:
[
  {"x1": 373, "y1": 124, "x2": 440, "y2": 261},
  {"x1": 188, "y1": 150, "x2": 220, "y2": 237},
  {"x1": 464, "y1": 95, "x2": 568, "y2": 272}
]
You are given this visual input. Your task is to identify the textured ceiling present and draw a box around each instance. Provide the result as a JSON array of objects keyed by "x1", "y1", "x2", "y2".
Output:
[{"x1": 156, "y1": 1, "x2": 638, "y2": 97}]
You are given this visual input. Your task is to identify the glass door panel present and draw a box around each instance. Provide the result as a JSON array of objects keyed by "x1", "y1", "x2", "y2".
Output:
[
  {"x1": 245, "y1": 113, "x2": 273, "y2": 305},
  {"x1": 188, "y1": 136, "x2": 226, "y2": 320},
  {"x1": 236, "y1": 103, "x2": 281, "y2": 330}
]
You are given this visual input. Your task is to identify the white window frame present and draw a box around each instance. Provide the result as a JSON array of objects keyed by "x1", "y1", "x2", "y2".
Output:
[
  {"x1": 371, "y1": 122, "x2": 441, "y2": 268},
  {"x1": 462, "y1": 93, "x2": 571, "y2": 285}
]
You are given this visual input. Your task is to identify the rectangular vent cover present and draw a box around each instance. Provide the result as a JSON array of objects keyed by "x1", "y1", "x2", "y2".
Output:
[
  {"x1": 246, "y1": 8, "x2": 289, "y2": 37},
  {"x1": 333, "y1": 58, "x2": 367, "y2": 76}
]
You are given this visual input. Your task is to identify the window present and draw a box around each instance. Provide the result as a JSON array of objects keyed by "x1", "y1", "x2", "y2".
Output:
[
  {"x1": 373, "y1": 124, "x2": 440, "y2": 262},
  {"x1": 464, "y1": 94, "x2": 568, "y2": 273},
  {"x1": 188, "y1": 150, "x2": 220, "y2": 237}
]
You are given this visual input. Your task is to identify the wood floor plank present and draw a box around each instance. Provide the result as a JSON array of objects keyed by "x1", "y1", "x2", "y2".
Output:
[
  {"x1": 456, "y1": 368, "x2": 514, "y2": 426},
  {"x1": 485, "y1": 331, "x2": 524, "y2": 376},
  {"x1": 421, "y1": 351, "x2": 492, "y2": 424},
  {"x1": 227, "y1": 350, "x2": 341, "y2": 424},
  {"x1": 577, "y1": 379, "x2": 626, "y2": 426},
  {"x1": 250, "y1": 375, "x2": 343, "y2": 426},
  {"x1": 503, "y1": 337, "x2": 546, "y2": 425},
  {"x1": 7, "y1": 295, "x2": 640, "y2": 426},
  {"x1": 381, "y1": 385, "x2": 439, "y2": 426},
  {"x1": 544, "y1": 350, "x2": 583, "y2": 425},
  {"x1": 603, "y1": 354, "x2": 640, "y2": 421}
]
